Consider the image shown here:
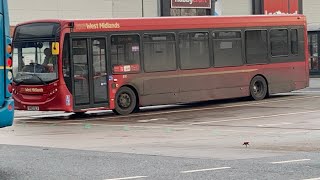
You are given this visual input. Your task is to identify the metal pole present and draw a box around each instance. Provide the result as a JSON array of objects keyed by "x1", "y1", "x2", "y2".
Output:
[
  {"x1": 157, "y1": 0, "x2": 161, "y2": 16},
  {"x1": 211, "y1": 0, "x2": 215, "y2": 15},
  {"x1": 142, "y1": 0, "x2": 144, "y2": 17}
]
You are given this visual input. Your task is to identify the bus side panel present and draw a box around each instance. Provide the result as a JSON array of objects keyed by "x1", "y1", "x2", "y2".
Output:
[
  {"x1": 268, "y1": 26, "x2": 308, "y2": 94},
  {"x1": 140, "y1": 71, "x2": 180, "y2": 106},
  {"x1": 265, "y1": 64, "x2": 296, "y2": 94},
  {"x1": 213, "y1": 68, "x2": 251, "y2": 99},
  {"x1": 0, "y1": 15, "x2": 4, "y2": 107},
  {"x1": 178, "y1": 68, "x2": 250, "y2": 103},
  {"x1": 0, "y1": 2, "x2": 14, "y2": 127},
  {"x1": 264, "y1": 62, "x2": 307, "y2": 95},
  {"x1": 0, "y1": 99, "x2": 14, "y2": 128},
  {"x1": 290, "y1": 27, "x2": 309, "y2": 90},
  {"x1": 292, "y1": 62, "x2": 309, "y2": 90}
]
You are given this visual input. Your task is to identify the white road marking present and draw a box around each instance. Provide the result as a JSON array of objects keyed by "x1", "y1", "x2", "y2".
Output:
[
  {"x1": 138, "y1": 118, "x2": 168, "y2": 123},
  {"x1": 181, "y1": 167, "x2": 231, "y2": 174},
  {"x1": 270, "y1": 159, "x2": 311, "y2": 164},
  {"x1": 104, "y1": 176, "x2": 147, "y2": 180},
  {"x1": 190, "y1": 110, "x2": 320, "y2": 125},
  {"x1": 303, "y1": 177, "x2": 320, "y2": 180},
  {"x1": 257, "y1": 122, "x2": 293, "y2": 127}
]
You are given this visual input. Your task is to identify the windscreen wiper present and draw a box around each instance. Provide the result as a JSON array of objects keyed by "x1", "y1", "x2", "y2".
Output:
[
  {"x1": 31, "y1": 73, "x2": 47, "y2": 85},
  {"x1": 14, "y1": 73, "x2": 47, "y2": 86},
  {"x1": 14, "y1": 79, "x2": 26, "y2": 86}
]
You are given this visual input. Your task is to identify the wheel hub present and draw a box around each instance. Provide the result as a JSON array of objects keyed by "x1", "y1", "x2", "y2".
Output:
[
  {"x1": 253, "y1": 82, "x2": 263, "y2": 95},
  {"x1": 119, "y1": 93, "x2": 131, "y2": 108}
]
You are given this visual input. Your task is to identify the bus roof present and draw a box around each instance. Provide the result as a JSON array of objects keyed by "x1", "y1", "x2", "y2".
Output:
[{"x1": 16, "y1": 15, "x2": 306, "y2": 33}]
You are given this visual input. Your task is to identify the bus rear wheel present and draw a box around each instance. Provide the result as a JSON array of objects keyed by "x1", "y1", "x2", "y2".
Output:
[
  {"x1": 114, "y1": 87, "x2": 137, "y2": 115},
  {"x1": 250, "y1": 76, "x2": 268, "y2": 100}
]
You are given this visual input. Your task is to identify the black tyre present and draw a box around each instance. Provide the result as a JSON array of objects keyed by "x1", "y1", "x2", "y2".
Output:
[
  {"x1": 250, "y1": 76, "x2": 268, "y2": 100},
  {"x1": 133, "y1": 106, "x2": 140, "y2": 113},
  {"x1": 114, "y1": 87, "x2": 137, "y2": 115}
]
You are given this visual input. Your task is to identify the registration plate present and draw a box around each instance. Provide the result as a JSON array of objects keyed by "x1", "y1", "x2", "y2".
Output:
[{"x1": 27, "y1": 106, "x2": 39, "y2": 111}]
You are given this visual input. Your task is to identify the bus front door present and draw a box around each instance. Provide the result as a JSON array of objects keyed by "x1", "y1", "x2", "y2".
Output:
[{"x1": 71, "y1": 37, "x2": 108, "y2": 111}]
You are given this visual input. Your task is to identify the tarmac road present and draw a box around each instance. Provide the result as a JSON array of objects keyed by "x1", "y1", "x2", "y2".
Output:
[{"x1": 1, "y1": 78, "x2": 320, "y2": 180}]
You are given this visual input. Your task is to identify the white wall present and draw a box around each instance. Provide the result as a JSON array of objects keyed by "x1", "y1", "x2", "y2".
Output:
[
  {"x1": 8, "y1": 0, "x2": 159, "y2": 25},
  {"x1": 217, "y1": 0, "x2": 252, "y2": 16},
  {"x1": 303, "y1": 0, "x2": 320, "y2": 26}
]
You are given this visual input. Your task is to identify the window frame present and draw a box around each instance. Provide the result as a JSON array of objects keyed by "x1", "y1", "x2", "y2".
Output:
[
  {"x1": 213, "y1": 30, "x2": 242, "y2": 40},
  {"x1": 245, "y1": 29, "x2": 269, "y2": 65},
  {"x1": 269, "y1": 28, "x2": 290, "y2": 58},
  {"x1": 142, "y1": 32, "x2": 178, "y2": 73},
  {"x1": 178, "y1": 31, "x2": 211, "y2": 70},
  {"x1": 290, "y1": 28, "x2": 299, "y2": 56},
  {"x1": 110, "y1": 33, "x2": 142, "y2": 74},
  {"x1": 212, "y1": 29, "x2": 244, "y2": 67}
]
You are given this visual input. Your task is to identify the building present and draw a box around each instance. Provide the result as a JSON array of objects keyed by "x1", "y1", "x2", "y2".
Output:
[
  {"x1": 8, "y1": 0, "x2": 320, "y2": 75},
  {"x1": 8, "y1": 0, "x2": 159, "y2": 25},
  {"x1": 8, "y1": 0, "x2": 160, "y2": 36}
]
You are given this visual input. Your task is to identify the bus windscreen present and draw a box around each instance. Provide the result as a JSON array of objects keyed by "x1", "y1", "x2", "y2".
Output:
[{"x1": 14, "y1": 23, "x2": 60, "y2": 40}]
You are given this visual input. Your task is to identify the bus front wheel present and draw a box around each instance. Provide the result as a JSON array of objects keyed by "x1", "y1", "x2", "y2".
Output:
[
  {"x1": 114, "y1": 87, "x2": 137, "y2": 115},
  {"x1": 250, "y1": 76, "x2": 268, "y2": 100}
]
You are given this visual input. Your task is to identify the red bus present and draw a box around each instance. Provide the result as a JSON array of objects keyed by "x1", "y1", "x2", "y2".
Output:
[{"x1": 12, "y1": 15, "x2": 309, "y2": 115}]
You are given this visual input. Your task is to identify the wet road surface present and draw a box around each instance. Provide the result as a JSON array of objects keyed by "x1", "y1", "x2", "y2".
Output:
[{"x1": 1, "y1": 79, "x2": 320, "y2": 179}]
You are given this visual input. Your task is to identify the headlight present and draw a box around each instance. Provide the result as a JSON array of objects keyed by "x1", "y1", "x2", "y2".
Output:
[{"x1": 7, "y1": 71, "x2": 13, "y2": 81}]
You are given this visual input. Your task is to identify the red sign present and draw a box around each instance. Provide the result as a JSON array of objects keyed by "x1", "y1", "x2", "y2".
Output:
[
  {"x1": 264, "y1": 0, "x2": 299, "y2": 14},
  {"x1": 171, "y1": 0, "x2": 211, "y2": 9},
  {"x1": 113, "y1": 64, "x2": 140, "y2": 73},
  {"x1": 289, "y1": 0, "x2": 299, "y2": 14}
]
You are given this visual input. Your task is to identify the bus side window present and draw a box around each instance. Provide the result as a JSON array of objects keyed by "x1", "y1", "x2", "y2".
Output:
[
  {"x1": 213, "y1": 31, "x2": 243, "y2": 67},
  {"x1": 179, "y1": 32, "x2": 210, "y2": 69},
  {"x1": 110, "y1": 35, "x2": 141, "y2": 73},
  {"x1": 270, "y1": 29, "x2": 289, "y2": 57},
  {"x1": 143, "y1": 33, "x2": 176, "y2": 72},
  {"x1": 245, "y1": 30, "x2": 268, "y2": 64}
]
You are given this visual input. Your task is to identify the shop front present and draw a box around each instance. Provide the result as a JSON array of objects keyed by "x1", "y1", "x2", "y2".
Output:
[{"x1": 308, "y1": 25, "x2": 320, "y2": 76}]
